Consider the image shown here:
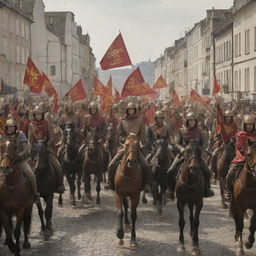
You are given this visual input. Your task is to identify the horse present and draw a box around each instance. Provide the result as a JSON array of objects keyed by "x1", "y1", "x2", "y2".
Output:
[
  {"x1": 216, "y1": 139, "x2": 235, "y2": 209},
  {"x1": 114, "y1": 133, "x2": 142, "y2": 246},
  {"x1": 230, "y1": 140, "x2": 256, "y2": 256},
  {"x1": 82, "y1": 132, "x2": 109, "y2": 204},
  {"x1": 32, "y1": 140, "x2": 57, "y2": 241},
  {"x1": 59, "y1": 124, "x2": 82, "y2": 206},
  {"x1": 0, "y1": 139, "x2": 34, "y2": 256},
  {"x1": 151, "y1": 134, "x2": 172, "y2": 215},
  {"x1": 175, "y1": 140, "x2": 205, "y2": 256},
  {"x1": 105, "y1": 123, "x2": 117, "y2": 159}
]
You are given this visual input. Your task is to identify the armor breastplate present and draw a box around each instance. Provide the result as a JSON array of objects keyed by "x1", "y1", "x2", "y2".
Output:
[{"x1": 122, "y1": 119, "x2": 141, "y2": 137}]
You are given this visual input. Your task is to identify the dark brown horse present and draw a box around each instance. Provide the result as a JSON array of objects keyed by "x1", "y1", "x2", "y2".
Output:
[
  {"x1": 216, "y1": 139, "x2": 235, "y2": 209},
  {"x1": 105, "y1": 123, "x2": 117, "y2": 159},
  {"x1": 114, "y1": 133, "x2": 142, "y2": 246},
  {"x1": 0, "y1": 139, "x2": 34, "y2": 256},
  {"x1": 175, "y1": 140, "x2": 205, "y2": 256},
  {"x1": 82, "y1": 132, "x2": 109, "y2": 204},
  {"x1": 230, "y1": 140, "x2": 256, "y2": 256}
]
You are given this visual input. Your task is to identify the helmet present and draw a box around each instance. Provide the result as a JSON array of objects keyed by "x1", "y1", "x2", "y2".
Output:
[
  {"x1": 186, "y1": 111, "x2": 197, "y2": 120},
  {"x1": 34, "y1": 105, "x2": 44, "y2": 114},
  {"x1": 112, "y1": 104, "x2": 118, "y2": 109},
  {"x1": 162, "y1": 106, "x2": 169, "y2": 112},
  {"x1": 155, "y1": 111, "x2": 165, "y2": 119},
  {"x1": 224, "y1": 110, "x2": 234, "y2": 117},
  {"x1": 126, "y1": 102, "x2": 137, "y2": 110},
  {"x1": 243, "y1": 115, "x2": 255, "y2": 125},
  {"x1": 89, "y1": 101, "x2": 98, "y2": 109},
  {"x1": 5, "y1": 119, "x2": 17, "y2": 127}
]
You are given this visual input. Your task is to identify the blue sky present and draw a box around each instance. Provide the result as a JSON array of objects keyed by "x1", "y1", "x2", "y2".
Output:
[{"x1": 44, "y1": 0, "x2": 233, "y2": 66}]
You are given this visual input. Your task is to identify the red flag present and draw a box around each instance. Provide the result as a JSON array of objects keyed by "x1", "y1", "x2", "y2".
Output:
[
  {"x1": 42, "y1": 73, "x2": 57, "y2": 97},
  {"x1": 212, "y1": 79, "x2": 221, "y2": 95},
  {"x1": 121, "y1": 67, "x2": 151, "y2": 98},
  {"x1": 51, "y1": 94, "x2": 59, "y2": 113},
  {"x1": 189, "y1": 90, "x2": 208, "y2": 106},
  {"x1": 153, "y1": 75, "x2": 168, "y2": 89},
  {"x1": 114, "y1": 87, "x2": 121, "y2": 102},
  {"x1": 170, "y1": 90, "x2": 181, "y2": 106},
  {"x1": 66, "y1": 80, "x2": 87, "y2": 103},
  {"x1": 93, "y1": 76, "x2": 107, "y2": 96},
  {"x1": 145, "y1": 104, "x2": 156, "y2": 125},
  {"x1": 101, "y1": 77, "x2": 114, "y2": 112},
  {"x1": 23, "y1": 58, "x2": 43, "y2": 93},
  {"x1": 100, "y1": 33, "x2": 132, "y2": 70}
]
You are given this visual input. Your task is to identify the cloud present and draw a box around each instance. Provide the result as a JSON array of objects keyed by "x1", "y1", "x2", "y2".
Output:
[{"x1": 43, "y1": 0, "x2": 233, "y2": 65}]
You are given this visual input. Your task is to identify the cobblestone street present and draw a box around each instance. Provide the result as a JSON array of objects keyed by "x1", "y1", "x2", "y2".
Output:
[{"x1": 1, "y1": 184, "x2": 256, "y2": 256}]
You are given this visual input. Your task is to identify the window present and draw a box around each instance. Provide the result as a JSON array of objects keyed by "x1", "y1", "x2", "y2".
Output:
[
  {"x1": 234, "y1": 71, "x2": 238, "y2": 91},
  {"x1": 239, "y1": 33, "x2": 241, "y2": 56},
  {"x1": 254, "y1": 66, "x2": 256, "y2": 91},
  {"x1": 50, "y1": 65, "x2": 56, "y2": 76},
  {"x1": 245, "y1": 29, "x2": 250, "y2": 55},
  {"x1": 235, "y1": 34, "x2": 238, "y2": 57},
  {"x1": 245, "y1": 68, "x2": 250, "y2": 91},
  {"x1": 254, "y1": 27, "x2": 256, "y2": 51},
  {"x1": 239, "y1": 69, "x2": 241, "y2": 91}
]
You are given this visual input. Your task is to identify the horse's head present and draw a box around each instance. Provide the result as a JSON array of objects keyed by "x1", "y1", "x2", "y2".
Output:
[
  {"x1": 155, "y1": 134, "x2": 169, "y2": 156},
  {"x1": 0, "y1": 139, "x2": 18, "y2": 174},
  {"x1": 184, "y1": 140, "x2": 201, "y2": 175},
  {"x1": 32, "y1": 140, "x2": 48, "y2": 170},
  {"x1": 106, "y1": 124, "x2": 115, "y2": 142},
  {"x1": 124, "y1": 133, "x2": 140, "y2": 168},
  {"x1": 64, "y1": 123, "x2": 76, "y2": 148},
  {"x1": 225, "y1": 138, "x2": 236, "y2": 155},
  {"x1": 246, "y1": 139, "x2": 256, "y2": 172}
]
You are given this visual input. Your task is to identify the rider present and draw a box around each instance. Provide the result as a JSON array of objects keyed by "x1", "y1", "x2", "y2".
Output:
[
  {"x1": 28, "y1": 105, "x2": 65, "y2": 194},
  {"x1": 167, "y1": 111, "x2": 214, "y2": 199},
  {"x1": 147, "y1": 110, "x2": 169, "y2": 145},
  {"x1": 225, "y1": 114, "x2": 256, "y2": 201},
  {"x1": 107, "y1": 102, "x2": 152, "y2": 191},
  {"x1": 209, "y1": 110, "x2": 237, "y2": 174},
  {"x1": 1, "y1": 119, "x2": 37, "y2": 197}
]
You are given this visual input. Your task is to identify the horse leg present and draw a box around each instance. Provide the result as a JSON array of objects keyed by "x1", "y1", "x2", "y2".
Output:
[
  {"x1": 245, "y1": 211, "x2": 256, "y2": 249},
  {"x1": 115, "y1": 194, "x2": 124, "y2": 245},
  {"x1": 83, "y1": 173, "x2": 92, "y2": 203},
  {"x1": 232, "y1": 205, "x2": 245, "y2": 256},
  {"x1": 191, "y1": 203, "x2": 202, "y2": 256},
  {"x1": 219, "y1": 177, "x2": 228, "y2": 209},
  {"x1": 58, "y1": 194, "x2": 63, "y2": 207},
  {"x1": 67, "y1": 171, "x2": 76, "y2": 206},
  {"x1": 96, "y1": 176, "x2": 101, "y2": 205},
  {"x1": 123, "y1": 198, "x2": 130, "y2": 232},
  {"x1": 22, "y1": 205, "x2": 33, "y2": 249},
  {"x1": 157, "y1": 185, "x2": 163, "y2": 216},
  {"x1": 36, "y1": 199, "x2": 46, "y2": 236},
  {"x1": 177, "y1": 201, "x2": 185, "y2": 251},
  {"x1": 152, "y1": 182, "x2": 157, "y2": 206},
  {"x1": 188, "y1": 203, "x2": 194, "y2": 238},
  {"x1": 14, "y1": 209, "x2": 24, "y2": 256},
  {"x1": 45, "y1": 194, "x2": 54, "y2": 240},
  {"x1": 130, "y1": 196, "x2": 140, "y2": 246},
  {"x1": 1, "y1": 213, "x2": 16, "y2": 253},
  {"x1": 77, "y1": 169, "x2": 82, "y2": 200}
]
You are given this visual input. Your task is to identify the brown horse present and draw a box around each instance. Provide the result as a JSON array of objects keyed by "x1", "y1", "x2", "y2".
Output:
[
  {"x1": 175, "y1": 140, "x2": 205, "y2": 256},
  {"x1": 230, "y1": 140, "x2": 256, "y2": 256},
  {"x1": 0, "y1": 139, "x2": 34, "y2": 256},
  {"x1": 114, "y1": 133, "x2": 142, "y2": 246},
  {"x1": 216, "y1": 139, "x2": 235, "y2": 209}
]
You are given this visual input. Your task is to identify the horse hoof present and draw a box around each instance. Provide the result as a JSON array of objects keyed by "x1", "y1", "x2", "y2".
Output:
[
  {"x1": 222, "y1": 203, "x2": 229, "y2": 209},
  {"x1": 236, "y1": 248, "x2": 244, "y2": 256},
  {"x1": 23, "y1": 241, "x2": 31, "y2": 249},
  {"x1": 192, "y1": 247, "x2": 201, "y2": 256},
  {"x1": 78, "y1": 194, "x2": 82, "y2": 200},
  {"x1": 142, "y1": 198, "x2": 148, "y2": 204},
  {"x1": 177, "y1": 244, "x2": 185, "y2": 252},
  {"x1": 245, "y1": 241, "x2": 253, "y2": 249},
  {"x1": 58, "y1": 202, "x2": 63, "y2": 208},
  {"x1": 118, "y1": 239, "x2": 124, "y2": 245},
  {"x1": 157, "y1": 207, "x2": 162, "y2": 216},
  {"x1": 49, "y1": 228, "x2": 54, "y2": 237},
  {"x1": 130, "y1": 240, "x2": 138, "y2": 247}
]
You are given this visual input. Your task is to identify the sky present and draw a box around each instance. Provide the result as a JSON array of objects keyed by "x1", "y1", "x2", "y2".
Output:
[{"x1": 44, "y1": 0, "x2": 233, "y2": 66}]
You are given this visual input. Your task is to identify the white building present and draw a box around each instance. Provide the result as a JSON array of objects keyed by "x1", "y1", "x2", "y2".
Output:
[
  {"x1": 0, "y1": 0, "x2": 32, "y2": 97},
  {"x1": 233, "y1": 0, "x2": 256, "y2": 101}
]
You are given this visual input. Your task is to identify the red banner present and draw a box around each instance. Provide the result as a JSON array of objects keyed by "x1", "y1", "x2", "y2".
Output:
[
  {"x1": 93, "y1": 76, "x2": 107, "y2": 96},
  {"x1": 121, "y1": 67, "x2": 153, "y2": 98},
  {"x1": 51, "y1": 94, "x2": 59, "y2": 113},
  {"x1": 145, "y1": 104, "x2": 156, "y2": 125},
  {"x1": 42, "y1": 73, "x2": 57, "y2": 97},
  {"x1": 190, "y1": 90, "x2": 208, "y2": 106},
  {"x1": 212, "y1": 79, "x2": 221, "y2": 95},
  {"x1": 23, "y1": 58, "x2": 43, "y2": 93},
  {"x1": 66, "y1": 79, "x2": 87, "y2": 103},
  {"x1": 153, "y1": 75, "x2": 168, "y2": 89},
  {"x1": 114, "y1": 86, "x2": 121, "y2": 102},
  {"x1": 170, "y1": 90, "x2": 181, "y2": 106},
  {"x1": 101, "y1": 76, "x2": 114, "y2": 112},
  {"x1": 100, "y1": 33, "x2": 132, "y2": 70}
]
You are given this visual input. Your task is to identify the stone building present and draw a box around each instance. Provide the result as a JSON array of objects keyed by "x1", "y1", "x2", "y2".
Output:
[{"x1": 0, "y1": 0, "x2": 32, "y2": 97}]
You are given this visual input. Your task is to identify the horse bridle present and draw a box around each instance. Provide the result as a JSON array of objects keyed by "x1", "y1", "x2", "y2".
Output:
[{"x1": 0, "y1": 154, "x2": 17, "y2": 175}]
